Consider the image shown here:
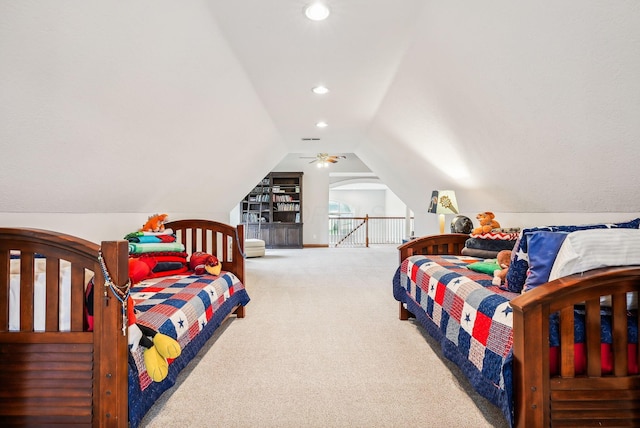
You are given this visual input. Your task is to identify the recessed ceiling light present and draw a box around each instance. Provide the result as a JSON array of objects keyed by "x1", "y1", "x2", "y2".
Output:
[
  {"x1": 316, "y1": 121, "x2": 328, "y2": 128},
  {"x1": 312, "y1": 85, "x2": 329, "y2": 95},
  {"x1": 305, "y1": 3, "x2": 330, "y2": 21}
]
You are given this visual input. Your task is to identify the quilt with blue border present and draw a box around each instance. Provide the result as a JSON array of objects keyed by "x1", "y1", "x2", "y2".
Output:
[
  {"x1": 392, "y1": 255, "x2": 638, "y2": 428},
  {"x1": 128, "y1": 272, "x2": 250, "y2": 428},
  {"x1": 393, "y1": 255, "x2": 520, "y2": 426}
]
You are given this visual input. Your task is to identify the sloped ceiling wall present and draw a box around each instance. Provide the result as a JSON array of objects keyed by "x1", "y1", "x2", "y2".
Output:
[
  {"x1": 364, "y1": 1, "x2": 640, "y2": 222},
  {"x1": 1, "y1": 1, "x2": 639, "y2": 240},
  {"x1": 0, "y1": 0, "x2": 285, "y2": 218}
]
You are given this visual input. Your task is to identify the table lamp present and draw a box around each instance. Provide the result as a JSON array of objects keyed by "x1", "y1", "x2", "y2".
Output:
[{"x1": 428, "y1": 190, "x2": 459, "y2": 234}]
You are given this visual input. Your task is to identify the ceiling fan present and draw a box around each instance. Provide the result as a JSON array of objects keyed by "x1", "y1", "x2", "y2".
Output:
[{"x1": 300, "y1": 153, "x2": 346, "y2": 167}]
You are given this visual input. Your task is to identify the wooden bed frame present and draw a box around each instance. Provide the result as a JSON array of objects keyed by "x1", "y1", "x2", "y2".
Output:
[
  {"x1": 0, "y1": 219, "x2": 245, "y2": 426},
  {"x1": 398, "y1": 234, "x2": 640, "y2": 427}
]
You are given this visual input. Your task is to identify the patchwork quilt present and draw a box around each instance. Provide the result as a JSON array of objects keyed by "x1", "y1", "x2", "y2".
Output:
[
  {"x1": 128, "y1": 272, "x2": 250, "y2": 428},
  {"x1": 393, "y1": 255, "x2": 520, "y2": 426},
  {"x1": 393, "y1": 255, "x2": 638, "y2": 428}
]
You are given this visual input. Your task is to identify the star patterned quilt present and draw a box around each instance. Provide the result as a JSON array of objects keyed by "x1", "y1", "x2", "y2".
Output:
[
  {"x1": 393, "y1": 255, "x2": 520, "y2": 426},
  {"x1": 127, "y1": 272, "x2": 250, "y2": 428},
  {"x1": 392, "y1": 255, "x2": 638, "y2": 428}
]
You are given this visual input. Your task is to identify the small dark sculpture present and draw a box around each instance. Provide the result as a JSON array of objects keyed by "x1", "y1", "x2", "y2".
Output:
[{"x1": 450, "y1": 215, "x2": 473, "y2": 234}]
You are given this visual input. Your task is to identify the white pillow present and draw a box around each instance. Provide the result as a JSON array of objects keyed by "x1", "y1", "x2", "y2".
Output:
[
  {"x1": 549, "y1": 228, "x2": 640, "y2": 280},
  {"x1": 548, "y1": 228, "x2": 640, "y2": 309}
]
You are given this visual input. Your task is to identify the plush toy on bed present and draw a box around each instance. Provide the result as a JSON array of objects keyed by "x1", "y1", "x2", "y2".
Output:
[
  {"x1": 127, "y1": 259, "x2": 181, "y2": 382},
  {"x1": 189, "y1": 251, "x2": 222, "y2": 276},
  {"x1": 140, "y1": 213, "x2": 168, "y2": 233},
  {"x1": 127, "y1": 296, "x2": 182, "y2": 382},
  {"x1": 473, "y1": 212, "x2": 501, "y2": 235},
  {"x1": 492, "y1": 249, "x2": 512, "y2": 286}
]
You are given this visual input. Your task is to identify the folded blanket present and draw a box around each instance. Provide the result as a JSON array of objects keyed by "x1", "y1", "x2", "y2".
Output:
[
  {"x1": 146, "y1": 266, "x2": 189, "y2": 278},
  {"x1": 126, "y1": 234, "x2": 177, "y2": 244},
  {"x1": 129, "y1": 251, "x2": 189, "y2": 259},
  {"x1": 461, "y1": 247, "x2": 500, "y2": 259},
  {"x1": 471, "y1": 231, "x2": 519, "y2": 241},
  {"x1": 465, "y1": 237, "x2": 516, "y2": 252},
  {"x1": 128, "y1": 242, "x2": 186, "y2": 255},
  {"x1": 152, "y1": 261, "x2": 187, "y2": 273}
]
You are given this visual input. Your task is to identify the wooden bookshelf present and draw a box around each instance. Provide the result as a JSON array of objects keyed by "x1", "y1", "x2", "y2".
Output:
[{"x1": 241, "y1": 172, "x2": 303, "y2": 248}]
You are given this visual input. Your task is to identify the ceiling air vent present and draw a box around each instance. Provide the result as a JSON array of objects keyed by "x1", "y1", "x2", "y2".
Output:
[{"x1": 301, "y1": 138, "x2": 320, "y2": 141}]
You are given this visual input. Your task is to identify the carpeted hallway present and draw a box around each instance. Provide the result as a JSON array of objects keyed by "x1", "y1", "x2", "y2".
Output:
[{"x1": 140, "y1": 246, "x2": 509, "y2": 427}]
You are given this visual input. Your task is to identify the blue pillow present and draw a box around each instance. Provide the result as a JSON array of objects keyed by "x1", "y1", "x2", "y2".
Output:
[
  {"x1": 523, "y1": 231, "x2": 568, "y2": 292},
  {"x1": 505, "y1": 218, "x2": 640, "y2": 293}
]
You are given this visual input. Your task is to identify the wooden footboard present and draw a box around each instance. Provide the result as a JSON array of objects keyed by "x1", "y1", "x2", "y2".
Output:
[
  {"x1": 397, "y1": 234, "x2": 468, "y2": 320},
  {"x1": 510, "y1": 267, "x2": 640, "y2": 427},
  {"x1": 398, "y1": 233, "x2": 468, "y2": 262},
  {"x1": 397, "y1": 233, "x2": 640, "y2": 427},
  {"x1": 0, "y1": 229, "x2": 128, "y2": 427}
]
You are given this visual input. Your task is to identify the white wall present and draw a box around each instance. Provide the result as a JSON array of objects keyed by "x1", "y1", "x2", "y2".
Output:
[
  {"x1": 301, "y1": 168, "x2": 330, "y2": 246},
  {"x1": 329, "y1": 188, "x2": 406, "y2": 218},
  {"x1": 330, "y1": 189, "x2": 385, "y2": 217},
  {"x1": 0, "y1": 1, "x2": 286, "y2": 226},
  {"x1": 362, "y1": 1, "x2": 640, "y2": 235}
]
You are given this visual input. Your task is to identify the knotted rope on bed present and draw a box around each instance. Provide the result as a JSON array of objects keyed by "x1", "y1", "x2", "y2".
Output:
[{"x1": 98, "y1": 250, "x2": 131, "y2": 336}]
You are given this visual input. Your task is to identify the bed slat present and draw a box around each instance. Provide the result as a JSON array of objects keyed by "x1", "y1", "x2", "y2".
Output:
[
  {"x1": 585, "y1": 298, "x2": 601, "y2": 376},
  {"x1": 45, "y1": 260, "x2": 61, "y2": 331},
  {"x1": 559, "y1": 306, "x2": 575, "y2": 377},
  {"x1": 19, "y1": 253, "x2": 35, "y2": 332},
  {"x1": 0, "y1": 249, "x2": 8, "y2": 329},
  {"x1": 612, "y1": 292, "x2": 629, "y2": 376}
]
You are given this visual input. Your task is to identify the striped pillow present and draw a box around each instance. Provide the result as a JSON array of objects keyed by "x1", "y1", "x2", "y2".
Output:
[
  {"x1": 505, "y1": 218, "x2": 640, "y2": 293},
  {"x1": 549, "y1": 228, "x2": 640, "y2": 280}
]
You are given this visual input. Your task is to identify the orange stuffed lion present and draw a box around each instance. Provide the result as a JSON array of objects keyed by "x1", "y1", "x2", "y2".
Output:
[{"x1": 140, "y1": 214, "x2": 168, "y2": 233}]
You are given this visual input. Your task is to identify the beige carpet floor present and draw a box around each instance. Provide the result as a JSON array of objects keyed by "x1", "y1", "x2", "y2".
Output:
[{"x1": 139, "y1": 246, "x2": 509, "y2": 428}]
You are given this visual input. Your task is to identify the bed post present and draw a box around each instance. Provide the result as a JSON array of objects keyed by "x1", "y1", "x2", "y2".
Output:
[
  {"x1": 233, "y1": 224, "x2": 246, "y2": 318},
  {"x1": 93, "y1": 240, "x2": 129, "y2": 427},
  {"x1": 511, "y1": 296, "x2": 550, "y2": 427},
  {"x1": 235, "y1": 224, "x2": 245, "y2": 283}
]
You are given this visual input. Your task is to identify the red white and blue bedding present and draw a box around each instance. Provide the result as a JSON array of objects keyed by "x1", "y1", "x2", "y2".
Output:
[
  {"x1": 128, "y1": 271, "x2": 250, "y2": 428},
  {"x1": 393, "y1": 255, "x2": 519, "y2": 425},
  {"x1": 393, "y1": 254, "x2": 638, "y2": 427}
]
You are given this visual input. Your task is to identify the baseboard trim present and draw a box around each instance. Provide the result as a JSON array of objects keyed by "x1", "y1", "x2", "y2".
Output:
[{"x1": 303, "y1": 244, "x2": 329, "y2": 248}]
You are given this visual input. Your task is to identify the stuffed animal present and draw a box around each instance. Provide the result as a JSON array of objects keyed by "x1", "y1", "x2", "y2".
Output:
[
  {"x1": 492, "y1": 249, "x2": 512, "y2": 286},
  {"x1": 140, "y1": 213, "x2": 168, "y2": 233},
  {"x1": 127, "y1": 296, "x2": 181, "y2": 382},
  {"x1": 472, "y1": 212, "x2": 501, "y2": 234},
  {"x1": 128, "y1": 258, "x2": 152, "y2": 283},
  {"x1": 189, "y1": 252, "x2": 222, "y2": 276},
  {"x1": 127, "y1": 258, "x2": 181, "y2": 382}
]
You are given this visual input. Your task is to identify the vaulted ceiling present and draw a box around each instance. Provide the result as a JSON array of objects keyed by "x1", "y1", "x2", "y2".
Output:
[{"x1": 1, "y1": 1, "x2": 639, "y2": 221}]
